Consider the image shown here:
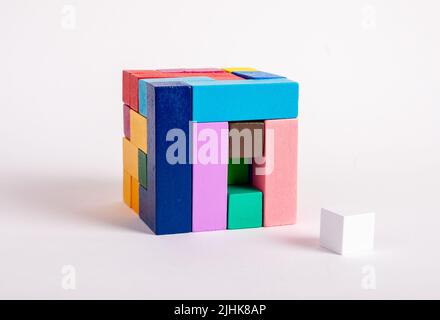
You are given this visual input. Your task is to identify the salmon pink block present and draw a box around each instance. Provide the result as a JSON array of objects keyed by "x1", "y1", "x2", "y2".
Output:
[
  {"x1": 252, "y1": 119, "x2": 298, "y2": 226},
  {"x1": 192, "y1": 122, "x2": 229, "y2": 232}
]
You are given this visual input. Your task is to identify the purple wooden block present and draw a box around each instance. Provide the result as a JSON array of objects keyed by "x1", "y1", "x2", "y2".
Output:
[
  {"x1": 123, "y1": 104, "x2": 130, "y2": 139},
  {"x1": 192, "y1": 122, "x2": 229, "y2": 232}
]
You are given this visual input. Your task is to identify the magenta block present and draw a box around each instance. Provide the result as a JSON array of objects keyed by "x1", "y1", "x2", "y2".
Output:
[
  {"x1": 192, "y1": 122, "x2": 228, "y2": 232},
  {"x1": 123, "y1": 104, "x2": 130, "y2": 139}
]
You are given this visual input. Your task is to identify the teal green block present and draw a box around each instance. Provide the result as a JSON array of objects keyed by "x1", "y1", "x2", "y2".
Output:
[
  {"x1": 185, "y1": 78, "x2": 298, "y2": 122},
  {"x1": 228, "y1": 158, "x2": 250, "y2": 185},
  {"x1": 227, "y1": 185, "x2": 263, "y2": 229},
  {"x1": 138, "y1": 149, "x2": 147, "y2": 189}
]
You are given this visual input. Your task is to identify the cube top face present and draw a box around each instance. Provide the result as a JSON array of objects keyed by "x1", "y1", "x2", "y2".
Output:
[
  {"x1": 322, "y1": 207, "x2": 375, "y2": 218},
  {"x1": 320, "y1": 208, "x2": 375, "y2": 255},
  {"x1": 122, "y1": 67, "x2": 299, "y2": 235}
]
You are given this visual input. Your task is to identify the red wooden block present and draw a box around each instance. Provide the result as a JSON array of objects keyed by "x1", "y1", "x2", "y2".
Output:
[
  {"x1": 206, "y1": 73, "x2": 243, "y2": 80},
  {"x1": 122, "y1": 70, "x2": 166, "y2": 110},
  {"x1": 158, "y1": 68, "x2": 223, "y2": 73}
]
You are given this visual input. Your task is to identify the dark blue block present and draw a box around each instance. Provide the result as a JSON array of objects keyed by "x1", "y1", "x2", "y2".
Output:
[
  {"x1": 231, "y1": 71, "x2": 285, "y2": 80},
  {"x1": 139, "y1": 81, "x2": 192, "y2": 235}
]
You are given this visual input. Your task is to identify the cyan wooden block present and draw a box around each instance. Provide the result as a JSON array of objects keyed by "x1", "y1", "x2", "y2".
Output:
[
  {"x1": 186, "y1": 79, "x2": 298, "y2": 122},
  {"x1": 138, "y1": 77, "x2": 213, "y2": 117},
  {"x1": 231, "y1": 71, "x2": 285, "y2": 79},
  {"x1": 139, "y1": 81, "x2": 192, "y2": 235}
]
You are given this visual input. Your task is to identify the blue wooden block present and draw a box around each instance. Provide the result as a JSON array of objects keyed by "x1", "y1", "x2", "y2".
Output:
[
  {"x1": 139, "y1": 81, "x2": 192, "y2": 235},
  {"x1": 231, "y1": 71, "x2": 285, "y2": 80},
  {"x1": 185, "y1": 79, "x2": 298, "y2": 122},
  {"x1": 138, "y1": 76, "x2": 213, "y2": 117}
]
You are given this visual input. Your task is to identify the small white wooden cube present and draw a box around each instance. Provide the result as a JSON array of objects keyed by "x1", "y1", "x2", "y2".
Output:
[{"x1": 320, "y1": 208, "x2": 375, "y2": 255}]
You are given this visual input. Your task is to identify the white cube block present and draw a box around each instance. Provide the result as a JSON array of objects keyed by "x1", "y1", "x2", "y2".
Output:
[{"x1": 320, "y1": 208, "x2": 375, "y2": 255}]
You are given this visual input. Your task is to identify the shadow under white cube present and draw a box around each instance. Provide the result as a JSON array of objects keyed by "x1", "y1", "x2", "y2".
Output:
[{"x1": 320, "y1": 208, "x2": 375, "y2": 255}]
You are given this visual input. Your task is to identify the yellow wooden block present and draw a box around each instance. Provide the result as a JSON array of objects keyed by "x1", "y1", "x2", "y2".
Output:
[
  {"x1": 123, "y1": 137, "x2": 138, "y2": 180},
  {"x1": 130, "y1": 109, "x2": 147, "y2": 153},
  {"x1": 123, "y1": 170, "x2": 131, "y2": 207},
  {"x1": 223, "y1": 67, "x2": 257, "y2": 72},
  {"x1": 131, "y1": 177, "x2": 140, "y2": 214}
]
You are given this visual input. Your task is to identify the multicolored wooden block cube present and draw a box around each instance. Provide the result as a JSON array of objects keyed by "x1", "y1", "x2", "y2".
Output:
[{"x1": 122, "y1": 67, "x2": 299, "y2": 235}]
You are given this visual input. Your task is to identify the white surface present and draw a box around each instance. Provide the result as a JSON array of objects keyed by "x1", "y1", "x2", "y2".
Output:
[
  {"x1": 320, "y1": 209, "x2": 375, "y2": 255},
  {"x1": 1, "y1": 0, "x2": 440, "y2": 299}
]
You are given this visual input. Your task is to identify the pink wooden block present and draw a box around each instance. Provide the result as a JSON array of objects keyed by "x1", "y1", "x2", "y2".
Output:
[
  {"x1": 192, "y1": 122, "x2": 228, "y2": 232},
  {"x1": 123, "y1": 104, "x2": 130, "y2": 139},
  {"x1": 252, "y1": 119, "x2": 298, "y2": 226}
]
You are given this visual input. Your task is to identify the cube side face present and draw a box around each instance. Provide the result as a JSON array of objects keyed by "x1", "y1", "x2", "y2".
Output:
[
  {"x1": 320, "y1": 209, "x2": 344, "y2": 254},
  {"x1": 341, "y1": 213, "x2": 375, "y2": 254}
]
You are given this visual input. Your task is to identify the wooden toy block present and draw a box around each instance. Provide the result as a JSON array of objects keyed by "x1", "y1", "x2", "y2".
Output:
[
  {"x1": 124, "y1": 70, "x2": 244, "y2": 112},
  {"x1": 320, "y1": 208, "x2": 375, "y2": 255},
  {"x1": 204, "y1": 73, "x2": 243, "y2": 80},
  {"x1": 189, "y1": 79, "x2": 298, "y2": 122},
  {"x1": 123, "y1": 70, "x2": 166, "y2": 110},
  {"x1": 129, "y1": 109, "x2": 147, "y2": 153},
  {"x1": 131, "y1": 177, "x2": 140, "y2": 214},
  {"x1": 123, "y1": 137, "x2": 138, "y2": 180},
  {"x1": 252, "y1": 119, "x2": 298, "y2": 227},
  {"x1": 223, "y1": 67, "x2": 257, "y2": 72},
  {"x1": 158, "y1": 68, "x2": 223, "y2": 73},
  {"x1": 138, "y1": 149, "x2": 147, "y2": 189},
  {"x1": 229, "y1": 121, "x2": 264, "y2": 159},
  {"x1": 138, "y1": 76, "x2": 213, "y2": 117},
  {"x1": 228, "y1": 158, "x2": 250, "y2": 185},
  {"x1": 139, "y1": 82, "x2": 192, "y2": 235},
  {"x1": 192, "y1": 122, "x2": 228, "y2": 232},
  {"x1": 227, "y1": 185, "x2": 263, "y2": 229},
  {"x1": 123, "y1": 104, "x2": 130, "y2": 139},
  {"x1": 231, "y1": 71, "x2": 285, "y2": 80},
  {"x1": 123, "y1": 170, "x2": 131, "y2": 207}
]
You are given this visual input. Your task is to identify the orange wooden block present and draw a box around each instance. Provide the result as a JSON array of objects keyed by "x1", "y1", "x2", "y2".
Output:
[
  {"x1": 123, "y1": 170, "x2": 131, "y2": 207},
  {"x1": 131, "y1": 177, "x2": 140, "y2": 214},
  {"x1": 130, "y1": 109, "x2": 147, "y2": 153},
  {"x1": 123, "y1": 137, "x2": 138, "y2": 180}
]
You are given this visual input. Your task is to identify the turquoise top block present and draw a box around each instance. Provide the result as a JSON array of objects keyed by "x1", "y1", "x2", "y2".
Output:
[
  {"x1": 186, "y1": 79, "x2": 299, "y2": 122},
  {"x1": 138, "y1": 76, "x2": 214, "y2": 116}
]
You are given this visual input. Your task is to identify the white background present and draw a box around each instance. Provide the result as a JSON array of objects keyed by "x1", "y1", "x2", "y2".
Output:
[{"x1": 0, "y1": 0, "x2": 439, "y2": 299}]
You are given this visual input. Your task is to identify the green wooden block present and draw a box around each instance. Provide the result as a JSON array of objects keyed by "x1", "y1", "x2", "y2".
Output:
[
  {"x1": 227, "y1": 185, "x2": 263, "y2": 229},
  {"x1": 138, "y1": 149, "x2": 147, "y2": 189},
  {"x1": 228, "y1": 158, "x2": 250, "y2": 185}
]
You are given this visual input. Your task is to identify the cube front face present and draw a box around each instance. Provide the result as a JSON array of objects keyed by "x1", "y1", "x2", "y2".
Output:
[
  {"x1": 342, "y1": 213, "x2": 375, "y2": 254},
  {"x1": 122, "y1": 67, "x2": 299, "y2": 235}
]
